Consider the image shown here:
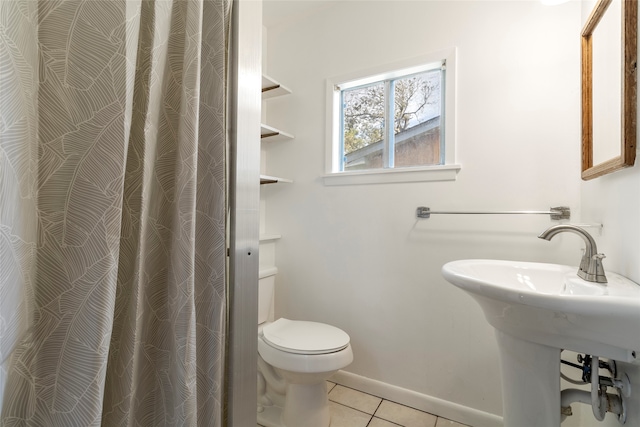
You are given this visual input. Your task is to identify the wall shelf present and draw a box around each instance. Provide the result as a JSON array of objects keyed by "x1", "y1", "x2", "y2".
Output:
[
  {"x1": 262, "y1": 74, "x2": 292, "y2": 100},
  {"x1": 261, "y1": 123, "x2": 294, "y2": 143},
  {"x1": 260, "y1": 174, "x2": 293, "y2": 185},
  {"x1": 259, "y1": 234, "x2": 282, "y2": 242}
]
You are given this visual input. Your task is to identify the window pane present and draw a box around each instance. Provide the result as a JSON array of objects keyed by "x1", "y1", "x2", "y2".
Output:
[
  {"x1": 393, "y1": 70, "x2": 442, "y2": 168},
  {"x1": 342, "y1": 82, "x2": 385, "y2": 171}
]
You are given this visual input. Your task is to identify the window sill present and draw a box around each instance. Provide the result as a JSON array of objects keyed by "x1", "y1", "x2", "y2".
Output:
[{"x1": 322, "y1": 164, "x2": 461, "y2": 186}]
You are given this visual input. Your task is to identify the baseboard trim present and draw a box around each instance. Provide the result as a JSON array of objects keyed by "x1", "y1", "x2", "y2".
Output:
[{"x1": 332, "y1": 371, "x2": 503, "y2": 427}]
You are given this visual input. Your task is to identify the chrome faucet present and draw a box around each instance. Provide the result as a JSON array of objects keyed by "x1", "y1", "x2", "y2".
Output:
[{"x1": 538, "y1": 225, "x2": 607, "y2": 283}]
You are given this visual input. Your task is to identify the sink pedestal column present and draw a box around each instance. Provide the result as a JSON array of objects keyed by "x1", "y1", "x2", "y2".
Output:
[{"x1": 495, "y1": 331, "x2": 561, "y2": 427}]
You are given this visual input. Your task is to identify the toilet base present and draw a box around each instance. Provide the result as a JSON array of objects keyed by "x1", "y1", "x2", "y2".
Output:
[
  {"x1": 256, "y1": 333, "x2": 352, "y2": 427},
  {"x1": 257, "y1": 404, "x2": 283, "y2": 427},
  {"x1": 283, "y1": 382, "x2": 330, "y2": 426},
  {"x1": 257, "y1": 381, "x2": 331, "y2": 427}
]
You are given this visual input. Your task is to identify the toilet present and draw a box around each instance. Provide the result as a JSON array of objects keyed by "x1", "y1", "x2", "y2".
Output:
[{"x1": 257, "y1": 267, "x2": 353, "y2": 427}]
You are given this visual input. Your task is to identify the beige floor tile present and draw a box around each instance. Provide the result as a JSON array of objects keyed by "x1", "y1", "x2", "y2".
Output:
[
  {"x1": 435, "y1": 417, "x2": 469, "y2": 427},
  {"x1": 375, "y1": 400, "x2": 438, "y2": 427},
  {"x1": 326, "y1": 381, "x2": 336, "y2": 393},
  {"x1": 328, "y1": 385, "x2": 382, "y2": 414},
  {"x1": 369, "y1": 417, "x2": 402, "y2": 427},
  {"x1": 328, "y1": 401, "x2": 371, "y2": 427}
]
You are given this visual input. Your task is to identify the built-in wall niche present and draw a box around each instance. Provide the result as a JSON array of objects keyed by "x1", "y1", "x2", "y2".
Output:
[
  {"x1": 259, "y1": 72, "x2": 293, "y2": 274},
  {"x1": 260, "y1": 74, "x2": 294, "y2": 184}
]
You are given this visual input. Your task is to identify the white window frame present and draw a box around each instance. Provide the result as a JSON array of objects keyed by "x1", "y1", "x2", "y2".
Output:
[{"x1": 324, "y1": 47, "x2": 460, "y2": 186}]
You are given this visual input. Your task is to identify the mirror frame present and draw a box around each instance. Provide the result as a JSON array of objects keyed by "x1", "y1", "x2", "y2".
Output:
[{"x1": 581, "y1": 0, "x2": 637, "y2": 180}]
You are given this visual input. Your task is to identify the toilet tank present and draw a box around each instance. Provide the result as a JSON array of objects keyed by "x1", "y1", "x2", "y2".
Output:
[{"x1": 258, "y1": 267, "x2": 278, "y2": 324}]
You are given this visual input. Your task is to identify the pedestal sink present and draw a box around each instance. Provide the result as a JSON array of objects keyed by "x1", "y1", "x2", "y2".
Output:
[{"x1": 442, "y1": 259, "x2": 640, "y2": 427}]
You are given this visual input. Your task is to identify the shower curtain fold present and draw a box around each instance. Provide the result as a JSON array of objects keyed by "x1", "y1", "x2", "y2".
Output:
[{"x1": 0, "y1": 0, "x2": 231, "y2": 425}]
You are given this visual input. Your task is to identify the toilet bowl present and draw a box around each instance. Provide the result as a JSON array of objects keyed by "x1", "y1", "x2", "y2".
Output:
[{"x1": 257, "y1": 269, "x2": 353, "y2": 427}]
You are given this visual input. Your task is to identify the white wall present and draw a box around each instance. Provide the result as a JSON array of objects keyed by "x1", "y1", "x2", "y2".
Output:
[
  {"x1": 578, "y1": 1, "x2": 640, "y2": 425},
  {"x1": 262, "y1": 1, "x2": 585, "y2": 424}
]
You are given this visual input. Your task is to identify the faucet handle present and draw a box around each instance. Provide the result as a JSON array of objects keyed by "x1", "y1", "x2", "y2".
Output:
[{"x1": 593, "y1": 253, "x2": 606, "y2": 261}]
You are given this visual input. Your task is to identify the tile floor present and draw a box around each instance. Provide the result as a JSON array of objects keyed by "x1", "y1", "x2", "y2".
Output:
[{"x1": 258, "y1": 382, "x2": 471, "y2": 427}]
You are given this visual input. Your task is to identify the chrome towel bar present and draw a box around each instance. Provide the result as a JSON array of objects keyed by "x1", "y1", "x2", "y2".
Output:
[{"x1": 416, "y1": 206, "x2": 571, "y2": 220}]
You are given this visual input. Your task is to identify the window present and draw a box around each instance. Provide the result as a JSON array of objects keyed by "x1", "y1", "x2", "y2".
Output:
[
  {"x1": 341, "y1": 66, "x2": 443, "y2": 171},
  {"x1": 325, "y1": 49, "x2": 459, "y2": 185}
]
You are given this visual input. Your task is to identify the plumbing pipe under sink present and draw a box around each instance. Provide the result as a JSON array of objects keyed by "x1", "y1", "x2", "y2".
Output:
[
  {"x1": 561, "y1": 388, "x2": 625, "y2": 423},
  {"x1": 560, "y1": 355, "x2": 627, "y2": 424},
  {"x1": 591, "y1": 356, "x2": 607, "y2": 421}
]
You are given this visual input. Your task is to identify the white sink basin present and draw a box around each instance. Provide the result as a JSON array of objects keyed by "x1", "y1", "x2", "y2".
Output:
[
  {"x1": 442, "y1": 259, "x2": 640, "y2": 361},
  {"x1": 442, "y1": 259, "x2": 640, "y2": 427}
]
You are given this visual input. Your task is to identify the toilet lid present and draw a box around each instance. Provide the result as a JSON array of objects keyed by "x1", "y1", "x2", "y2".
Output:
[{"x1": 261, "y1": 318, "x2": 350, "y2": 355}]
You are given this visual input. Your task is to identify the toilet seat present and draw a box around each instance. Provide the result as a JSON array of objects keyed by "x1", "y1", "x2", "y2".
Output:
[{"x1": 261, "y1": 318, "x2": 350, "y2": 355}]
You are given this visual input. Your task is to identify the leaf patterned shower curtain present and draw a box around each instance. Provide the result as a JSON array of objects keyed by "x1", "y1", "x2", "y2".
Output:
[{"x1": 0, "y1": 0, "x2": 230, "y2": 425}]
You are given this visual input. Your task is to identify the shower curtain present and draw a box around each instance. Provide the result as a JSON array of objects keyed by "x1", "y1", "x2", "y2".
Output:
[{"x1": 0, "y1": 0, "x2": 230, "y2": 425}]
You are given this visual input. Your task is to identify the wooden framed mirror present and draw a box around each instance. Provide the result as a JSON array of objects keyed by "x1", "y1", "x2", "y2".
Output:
[{"x1": 581, "y1": 0, "x2": 637, "y2": 180}]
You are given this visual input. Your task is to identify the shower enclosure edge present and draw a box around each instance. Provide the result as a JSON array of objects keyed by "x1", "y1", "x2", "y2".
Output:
[{"x1": 226, "y1": 0, "x2": 262, "y2": 425}]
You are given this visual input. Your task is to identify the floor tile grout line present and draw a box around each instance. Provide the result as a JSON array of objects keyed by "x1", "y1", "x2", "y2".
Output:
[
  {"x1": 304, "y1": 382, "x2": 469, "y2": 427},
  {"x1": 372, "y1": 398, "x2": 383, "y2": 417},
  {"x1": 330, "y1": 400, "x2": 371, "y2": 415},
  {"x1": 334, "y1": 393, "x2": 435, "y2": 427},
  {"x1": 372, "y1": 398, "x2": 441, "y2": 427},
  {"x1": 332, "y1": 382, "x2": 441, "y2": 421},
  {"x1": 329, "y1": 399, "x2": 378, "y2": 418},
  {"x1": 366, "y1": 413, "x2": 404, "y2": 427},
  {"x1": 328, "y1": 384, "x2": 383, "y2": 416}
]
